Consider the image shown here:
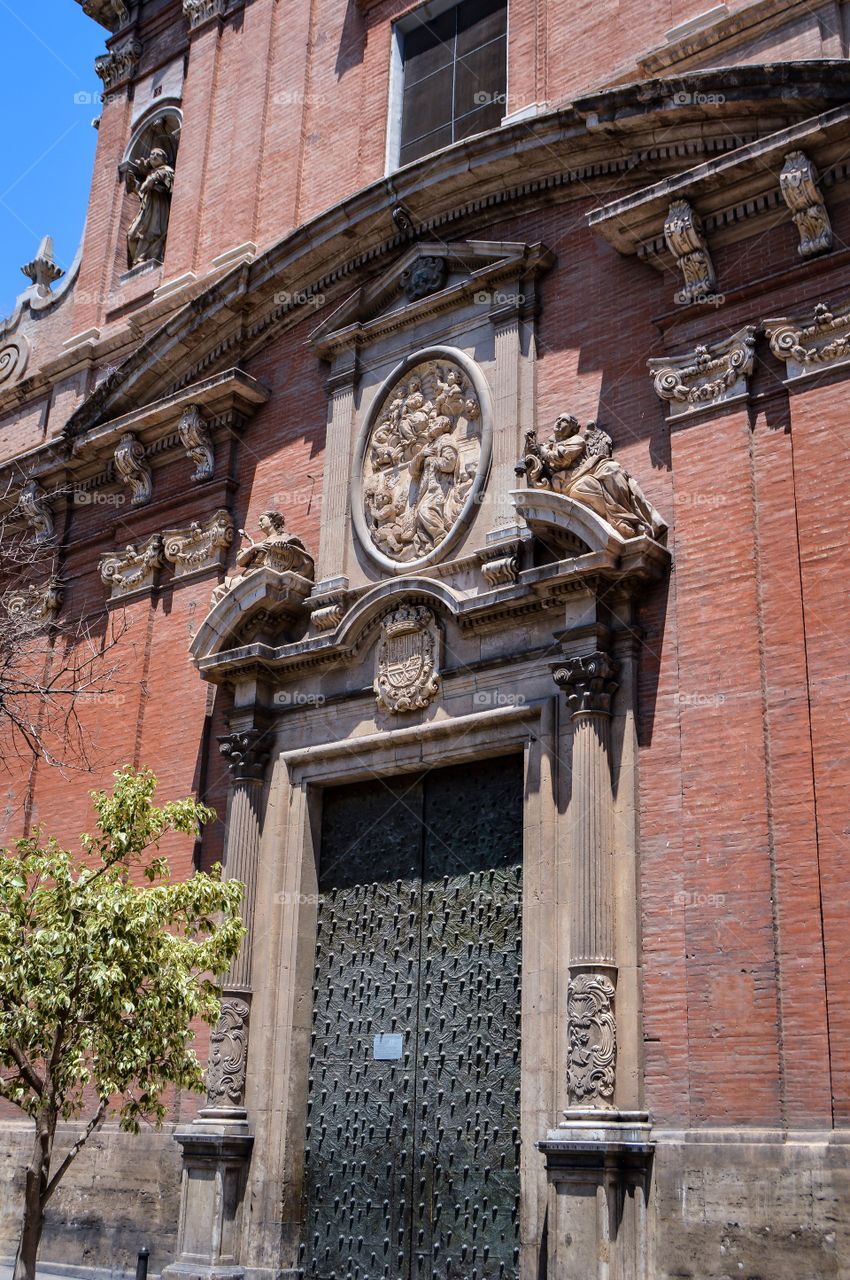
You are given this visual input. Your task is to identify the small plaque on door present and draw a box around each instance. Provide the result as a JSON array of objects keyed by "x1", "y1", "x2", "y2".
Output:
[{"x1": 373, "y1": 1033, "x2": 403, "y2": 1060}]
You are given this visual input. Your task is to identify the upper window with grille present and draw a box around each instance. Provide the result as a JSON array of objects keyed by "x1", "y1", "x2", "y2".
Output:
[{"x1": 394, "y1": 0, "x2": 508, "y2": 169}]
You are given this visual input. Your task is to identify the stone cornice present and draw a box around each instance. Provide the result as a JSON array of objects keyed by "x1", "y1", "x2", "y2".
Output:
[
  {"x1": 53, "y1": 63, "x2": 850, "y2": 439},
  {"x1": 588, "y1": 102, "x2": 850, "y2": 269},
  {"x1": 636, "y1": 0, "x2": 805, "y2": 76},
  {"x1": 95, "y1": 34, "x2": 142, "y2": 92},
  {"x1": 75, "y1": 0, "x2": 135, "y2": 32}
]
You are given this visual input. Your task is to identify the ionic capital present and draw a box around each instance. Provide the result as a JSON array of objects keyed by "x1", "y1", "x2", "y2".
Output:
[{"x1": 553, "y1": 651, "x2": 618, "y2": 718}]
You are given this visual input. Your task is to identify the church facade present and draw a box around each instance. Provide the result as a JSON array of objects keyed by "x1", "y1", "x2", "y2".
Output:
[{"x1": 1, "y1": 2, "x2": 850, "y2": 1278}]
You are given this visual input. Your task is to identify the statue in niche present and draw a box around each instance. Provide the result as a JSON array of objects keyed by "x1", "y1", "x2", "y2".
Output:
[
  {"x1": 520, "y1": 415, "x2": 667, "y2": 541},
  {"x1": 126, "y1": 147, "x2": 175, "y2": 269},
  {"x1": 211, "y1": 511, "x2": 314, "y2": 606},
  {"x1": 362, "y1": 360, "x2": 481, "y2": 563}
]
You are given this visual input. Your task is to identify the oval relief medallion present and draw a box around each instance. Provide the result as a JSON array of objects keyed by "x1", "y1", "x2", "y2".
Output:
[{"x1": 354, "y1": 350, "x2": 491, "y2": 573}]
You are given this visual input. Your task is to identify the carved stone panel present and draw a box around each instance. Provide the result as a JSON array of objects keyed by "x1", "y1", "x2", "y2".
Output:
[
  {"x1": 353, "y1": 351, "x2": 491, "y2": 573},
  {"x1": 374, "y1": 604, "x2": 441, "y2": 715},
  {"x1": 567, "y1": 972, "x2": 617, "y2": 1107},
  {"x1": 206, "y1": 997, "x2": 250, "y2": 1107}
]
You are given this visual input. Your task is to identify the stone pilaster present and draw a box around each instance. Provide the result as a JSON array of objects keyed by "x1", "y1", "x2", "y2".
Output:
[
  {"x1": 316, "y1": 357, "x2": 357, "y2": 582},
  {"x1": 164, "y1": 726, "x2": 271, "y2": 1280},
  {"x1": 539, "y1": 650, "x2": 653, "y2": 1280},
  {"x1": 553, "y1": 651, "x2": 618, "y2": 1108}
]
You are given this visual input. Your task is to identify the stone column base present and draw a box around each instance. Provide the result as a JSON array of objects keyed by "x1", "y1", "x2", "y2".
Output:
[
  {"x1": 162, "y1": 1121, "x2": 254, "y2": 1280},
  {"x1": 538, "y1": 1112, "x2": 654, "y2": 1280}
]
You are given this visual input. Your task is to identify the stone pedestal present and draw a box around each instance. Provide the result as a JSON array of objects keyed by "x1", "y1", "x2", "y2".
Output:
[
  {"x1": 538, "y1": 1113, "x2": 654, "y2": 1280},
  {"x1": 164, "y1": 1126, "x2": 254, "y2": 1280}
]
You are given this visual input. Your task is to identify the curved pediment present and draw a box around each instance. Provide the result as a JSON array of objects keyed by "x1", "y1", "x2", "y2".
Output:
[
  {"x1": 511, "y1": 489, "x2": 630, "y2": 556},
  {"x1": 190, "y1": 567, "x2": 313, "y2": 661}
]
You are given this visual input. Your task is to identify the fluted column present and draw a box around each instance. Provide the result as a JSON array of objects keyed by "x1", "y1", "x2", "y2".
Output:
[
  {"x1": 165, "y1": 728, "x2": 270, "y2": 1280},
  {"x1": 553, "y1": 652, "x2": 619, "y2": 1110}
]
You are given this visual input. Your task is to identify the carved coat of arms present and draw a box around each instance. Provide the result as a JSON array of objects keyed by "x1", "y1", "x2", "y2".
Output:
[{"x1": 374, "y1": 605, "x2": 441, "y2": 714}]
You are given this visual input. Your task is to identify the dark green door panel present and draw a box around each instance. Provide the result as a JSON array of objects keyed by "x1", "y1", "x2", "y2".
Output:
[{"x1": 302, "y1": 758, "x2": 522, "y2": 1280}]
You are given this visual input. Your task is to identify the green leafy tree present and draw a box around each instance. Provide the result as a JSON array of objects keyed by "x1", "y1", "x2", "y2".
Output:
[{"x1": 0, "y1": 767, "x2": 245, "y2": 1280}]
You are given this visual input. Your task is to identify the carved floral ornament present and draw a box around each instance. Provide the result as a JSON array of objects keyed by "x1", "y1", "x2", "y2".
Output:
[
  {"x1": 779, "y1": 151, "x2": 833, "y2": 260},
  {"x1": 100, "y1": 534, "x2": 163, "y2": 600},
  {"x1": 206, "y1": 997, "x2": 250, "y2": 1105},
  {"x1": 353, "y1": 352, "x2": 492, "y2": 573},
  {"x1": 163, "y1": 510, "x2": 233, "y2": 578}
]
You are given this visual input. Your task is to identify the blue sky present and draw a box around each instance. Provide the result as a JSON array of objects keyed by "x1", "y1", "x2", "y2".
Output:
[{"x1": 0, "y1": 0, "x2": 104, "y2": 319}]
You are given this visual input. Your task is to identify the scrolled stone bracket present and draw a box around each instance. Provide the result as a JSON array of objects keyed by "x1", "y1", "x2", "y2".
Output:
[
  {"x1": 114, "y1": 432, "x2": 152, "y2": 506},
  {"x1": 663, "y1": 198, "x2": 718, "y2": 305},
  {"x1": 177, "y1": 404, "x2": 215, "y2": 482},
  {"x1": 95, "y1": 34, "x2": 142, "y2": 93},
  {"x1": 779, "y1": 150, "x2": 833, "y2": 260}
]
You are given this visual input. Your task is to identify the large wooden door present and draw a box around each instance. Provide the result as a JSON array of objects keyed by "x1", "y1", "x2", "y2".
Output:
[{"x1": 302, "y1": 755, "x2": 523, "y2": 1280}]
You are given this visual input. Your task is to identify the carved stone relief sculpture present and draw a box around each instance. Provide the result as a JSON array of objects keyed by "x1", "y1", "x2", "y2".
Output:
[
  {"x1": 5, "y1": 579, "x2": 63, "y2": 623},
  {"x1": 178, "y1": 405, "x2": 215, "y2": 482},
  {"x1": 358, "y1": 357, "x2": 484, "y2": 570},
  {"x1": 163, "y1": 510, "x2": 234, "y2": 579},
  {"x1": 519, "y1": 417, "x2": 667, "y2": 540},
  {"x1": 95, "y1": 35, "x2": 142, "y2": 94},
  {"x1": 663, "y1": 198, "x2": 717, "y2": 303},
  {"x1": 211, "y1": 511, "x2": 314, "y2": 605},
  {"x1": 125, "y1": 146, "x2": 175, "y2": 269},
  {"x1": 765, "y1": 300, "x2": 850, "y2": 378},
  {"x1": 779, "y1": 151, "x2": 833, "y2": 259},
  {"x1": 114, "y1": 433, "x2": 153, "y2": 506},
  {"x1": 399, "y1": 256, "x2": 447, "y2": 302},
  {"x1": 206, "y1": 997, "x2": 250, "y2": 1106},
  {"x1": 648, "y1": 326, "x2": 756, "y2": 418},
  {"x1": 0, "y1": 336, "x2": 30, "y2": 390},
  {"x1": 374, "y1": 605, "x2": 441, "y2": 714},
  {"x1": 183, "y1": 0, "x2": 229, "y2": 29},
  {"x1": 100, "y1": 534, "x2": 163, "y2": 600},
  {"x1": 18, "y1": 480, "x2": 55, "y2": 544},
  {"x1": 567, "y1": 972, "x2": 617, "y2": 1105}
]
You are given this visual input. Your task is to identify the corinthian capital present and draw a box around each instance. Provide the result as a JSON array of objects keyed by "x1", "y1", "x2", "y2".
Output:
[
  {"x1": 553, "y1": 652, "x2": 618, "y2": 717},
  {"x1": 218, "y1": 727, "x2": 272, "y2": 783}
]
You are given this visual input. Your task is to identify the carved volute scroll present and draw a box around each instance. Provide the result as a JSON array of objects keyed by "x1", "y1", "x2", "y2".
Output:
[
  {"x1": 663, "y1": 199, "x2": 717, "y2": 304},
  {"x1": 114, "y1": 432, "x2": 152, "y2": 506},
  {"x1": 354, "y1": 352, "x2": 490, "y2": 573},
  {"x1": 18, "y1": 480, "x2": 55, "y2": 544},
  {"x1": 178, "y1": 405, "x2": 215, "y2": 482}
]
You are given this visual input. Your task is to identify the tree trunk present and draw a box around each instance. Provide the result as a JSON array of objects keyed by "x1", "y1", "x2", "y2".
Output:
[{"x1": 13, "y1": 1112, "x2": 54, "y2": 1280}]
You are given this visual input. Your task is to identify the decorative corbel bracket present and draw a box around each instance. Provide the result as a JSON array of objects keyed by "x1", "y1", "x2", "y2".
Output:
[
  {"x1": 95, "y1": 34, "x2": 142, "y2": 93},
  {"x1": 18, "y1": 480, "x2": 55, "y2": 544},
  {"x1": 663, "y1": 199, "x2": 718, "y2": 305},
  {"x1": 779, "y1": 151, "x2": 833, "y2": 259},
  {"x1": 648, "y1": 325, "x2": 756, "y2": 419},
  {"x1": 183, "y1": 0, "x2": 234, "y2": 31},
  {"x1": 765, "y1": 299, "x2": 850, "y2": 381},
  {"x1": 177, "y1": 404, "x2": 215, "y2": 482},
  {"x1": 114, "y1": 432, "x2": 152, "y2": 506}
]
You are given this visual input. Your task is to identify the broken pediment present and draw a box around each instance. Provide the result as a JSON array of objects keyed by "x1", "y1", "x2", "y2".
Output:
[{"x1": 308, "y1": 240, "x2": 555, "y2": 359}]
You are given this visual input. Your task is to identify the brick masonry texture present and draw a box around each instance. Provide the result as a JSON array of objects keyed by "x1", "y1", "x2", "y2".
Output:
[{"x1": 1, "y1": 1, "x2": 850, "y2": 1277}]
